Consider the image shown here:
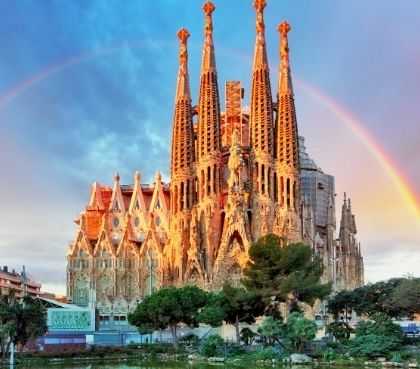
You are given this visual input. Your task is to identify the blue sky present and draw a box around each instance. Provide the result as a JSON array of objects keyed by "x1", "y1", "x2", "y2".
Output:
[{"x1": 1, "y1": 0, "x2": 419, "y2": 293}]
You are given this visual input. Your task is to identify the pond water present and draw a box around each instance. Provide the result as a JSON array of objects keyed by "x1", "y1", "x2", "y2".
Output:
[
  {"x1": 16, "y1": 362, "x2": 242, "y2": 369},
  {"x1": 14, "y1": 364, "x2": 255, "y2": 369},
  {"x1": 11, "y1": 363, "x2": 354, "y2": 369}
]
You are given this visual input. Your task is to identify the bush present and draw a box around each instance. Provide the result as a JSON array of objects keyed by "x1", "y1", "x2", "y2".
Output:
[
  {"x1": 138, "y1": 342, "x2": 183, "y2": 355},
  {"x1": 282, "y1": 312, "x2": 317, "y2": 353},
  {"x1": 200, "y1": 334, "x2": 224, "y2": 357},
  {"x1": 348, "y1": 313, "x2": 404, "y2": 359},
  {"x1": 254, "y1": 347, "x2": 282, "y2": 361},
  {"x1": 225, "y1": 343, "x2": 247, "y2": 357},
  {"x1": 326, "y1": 321, "x2": 353, "y2": 342},
  {"x1": 257, "y1": 316, "x2": 283, "y2": 346},
  {"x1": 349, "y1": 334, "x2": 402, "y2": 359}
]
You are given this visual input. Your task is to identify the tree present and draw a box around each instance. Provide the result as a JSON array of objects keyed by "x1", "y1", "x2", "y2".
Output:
[
  {"x1": 200, "y1": 334, "x2": 224, "y2": 357},
  {"x1": 327, "y1": 290, "x2": 357, "y2": 320},
  {"x1": 199, "y1": 283, "x2": 265, "y2": 343},
  {"x1": 128, "y1": 285, "x2": 208, "y2": 344},
  {"x1": 326, "y1": 321, "x2": 353, "y2": 343},
  {"x1": 327, "y1": 277, "x2": 420, "y2": 320},
  {"x1": 257, "y1": 316, "x2": 284, "y2": 346},
  {"x1": 282, "y1": 312, "x2": 317, "y2": 353},
  {"x1": 387, "y1": 278, "x2": 420, "y2": 318},
  {"x1": 348, "y1": 312, "x2": 404, "y2": 359},
  {"x1": 0, "y1": 295, "x2": 47, "y2": 358},
  {"x1": 243, "y1": 235, "x2": 331, "y2": 310},
  {"x1": 351, "y1": 279, "x2": 403, "y2": 318}
]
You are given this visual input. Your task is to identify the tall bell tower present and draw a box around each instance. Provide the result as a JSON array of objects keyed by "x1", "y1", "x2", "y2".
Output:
[
  {"x1": 273, "y1": 21, "x2": 301, "y2": 241},
  {"x1": 249, "y1": 0, "x2": 275, "y2": 239},
  {"x1": 169, "y1": 28, "x2": 196, "y2": 282}
]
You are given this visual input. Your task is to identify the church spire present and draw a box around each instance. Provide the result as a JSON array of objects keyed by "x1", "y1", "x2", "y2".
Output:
[
  {"x1": 278, "y1": 21, "x2": 293, "y2": 95},
  {"x1": 196, "y1": 1, "x2": 222, "y2": 201},
  {"x1": 201, "y1": 1, "x2": 216, "y2": 72},
  {"x1": 170, "y1": 28, "x2": 195, "y2": 179},
  {"x1": 197, "y1": 1, "x2": 221, "y2": 161},
  {"x1": 170, "y1": 29, "x2": 195, "y2": 215},
  {"x1": 250, "y1": 0, "x2": 274, "y2": 158},
  {"x1": 276, "y1": 21, "x2": 299, "y2": 169}
]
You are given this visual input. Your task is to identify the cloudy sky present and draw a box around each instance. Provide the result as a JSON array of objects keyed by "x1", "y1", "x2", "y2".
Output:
[{"x1": 1, "y1": 0, "x2": 419, "y2": 294}]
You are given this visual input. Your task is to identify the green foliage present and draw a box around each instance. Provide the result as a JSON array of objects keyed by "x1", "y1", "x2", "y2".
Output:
[
  {"x1": 197, "y1": 295, "x2": 225, "y2": 327},
  {"x1": 355, "y1": 313, "x2": 404, "y2": 339},
  {"x1": 257, "y1": 316, "x2": 284, "y2": 346},
  {"x1": 128, "y1": 285, "x2": 208, "y2": 343},
  {"x1": 388, "y1": 278, "x2": 420, "y2": 318},
  {"x1": 348, "y1": 313, "x2": 404, "y2": 358},
  {"x1": 220, "y1": 283, "x2": 266, "y2": 326},
  {"x1": 326, "y1": 321, "x2": 353, "y2": 343},
  {"x1": 321, "y1": 347, "x2": 339, "y2": 361},
  {"x1": 0, "y1": 295, "x2": 47, "y2": 358},
  {"x1": 225, "y1": 343, "x2": 247, "y2": 357},
  {"x1": 328, "y1": 277, "x2": 420, "y2": 319},
  {"x1": 390, "y1": 351, "x2": 403, "y2": 363},
  {"x1": 199, "y1": 283, "x2": 265, "y2": 343},
  {"x1": 242, "y1": 234, "x2": 285, "y2": 298},
  {"x1": 349, "y1": 334, "x2": 402, "y2": 359},
  {"x1": 253, "y1": 346, "x2": 282, "y2": 360},
  {"x1": 282, "y1": 312, "x2": 317, "y2": 353},
  {"x1": 243, "y1": 235, "x2": 331, "y2": 309},
  {"x1": 199, "y1": 334, "x2": 224, "y2": 357},
  {"x1": 327, "y1": 290, "x2": 357, "y2": 320}
]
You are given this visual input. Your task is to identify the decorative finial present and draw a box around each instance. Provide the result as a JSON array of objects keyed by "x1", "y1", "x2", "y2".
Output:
[
  {"x1": 203, "y1": 1, "x2": 215, "y2": 36},
  {"x1": 155, "y1": 171, "x2": 162, "y2": 183},
  {"x1": 278, "y1": 21, "x2": 291, "y2": 68},
  {"x1": 278, "y1": 21, "x2": 291, "y2": 36},
  {"x1": 134, "y1": 171, "x2": 141, "y2": 184},
  {"x1": 254, "y1": 0, "x2": 266, "y2": 37},
  {"x1": 203, "y1": 1, "x2": 215, "y2": 15},
  {"x1": 253, "y1": 0, "x2": 266, "y2": 12},
  {"x1": 343, "y1": 192, "x2": 347, "y2": 203},
  {"x1": 177, "y1": 28, "x2": 190, "y2": 44},
  {"x1": 114, "y1": 172, "x2": 120, "y2": 183}
]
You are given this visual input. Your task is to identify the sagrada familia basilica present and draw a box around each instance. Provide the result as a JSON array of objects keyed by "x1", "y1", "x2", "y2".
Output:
[{"x1": 67, "y1": 1, "x2": 364, "y2": 316}]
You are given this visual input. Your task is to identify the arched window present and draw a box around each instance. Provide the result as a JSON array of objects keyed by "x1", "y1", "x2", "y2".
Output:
[
  {"x1": 261, "y1": 164, "x2": 265, "y2": 194},
  {"x1": 274, "y1": 172, "x2": 278, "y2": 202},
  {"x1": 180, "y1": 182, "x2": 184, "y2": 211},
  {"x1": 145, "y1": 249, "x2": 158, "y2": 296},
  {"x1": 280, "y1": 176, "x2": 285, "y2": 207}
]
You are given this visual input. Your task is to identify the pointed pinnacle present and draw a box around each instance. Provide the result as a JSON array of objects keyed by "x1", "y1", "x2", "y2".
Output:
[
  {"x1": 278, "y1": 21, "x2": 291, "y2": 36},
  {"x1": 177, "y1": 28, "x2": 190, "y2": 43},
  {"x1": 253, "y1": 0, "x2": 266, "y2": 12},
  {"x1": 134, "y1": 171, "x2": 141, "y2": 184},
  {"x1": 203, "y1": 1, "x2": 215, "y2": 15}
]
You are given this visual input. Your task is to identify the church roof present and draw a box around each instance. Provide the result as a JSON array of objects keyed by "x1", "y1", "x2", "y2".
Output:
[{"x1": 80, "y1": 178, "x2": 170, "y2": 241}]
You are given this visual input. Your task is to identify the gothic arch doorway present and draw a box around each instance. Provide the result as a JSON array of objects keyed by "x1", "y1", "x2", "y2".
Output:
[{"x1": 228, "y1": 230, "x2": 244, "y2": 252}]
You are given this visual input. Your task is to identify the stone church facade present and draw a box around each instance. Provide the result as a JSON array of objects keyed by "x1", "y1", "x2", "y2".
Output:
[{"x1": 67, "y1": 1, "x2": 364, "y2": 316}]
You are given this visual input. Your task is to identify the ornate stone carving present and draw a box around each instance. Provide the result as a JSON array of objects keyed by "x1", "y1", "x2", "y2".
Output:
[{"x1": 66, "y1": 2, "x2": 364, "y2": 317}]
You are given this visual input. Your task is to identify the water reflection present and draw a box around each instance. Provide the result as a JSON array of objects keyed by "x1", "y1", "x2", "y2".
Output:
[{"x1": 17, "y1": 362, "x2": 221, "y2": 369}]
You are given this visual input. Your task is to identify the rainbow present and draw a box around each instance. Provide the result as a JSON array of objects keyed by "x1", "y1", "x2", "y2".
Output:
[
  {"x1": 0, "y1": 40, "x2": 165, "y2": 109},
  {"x1": 296, "y1": 79, "x2": 420, "y2": 222},
  {"x1": 0, "y1": 45, "x2": 418, "y2": 223}
]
